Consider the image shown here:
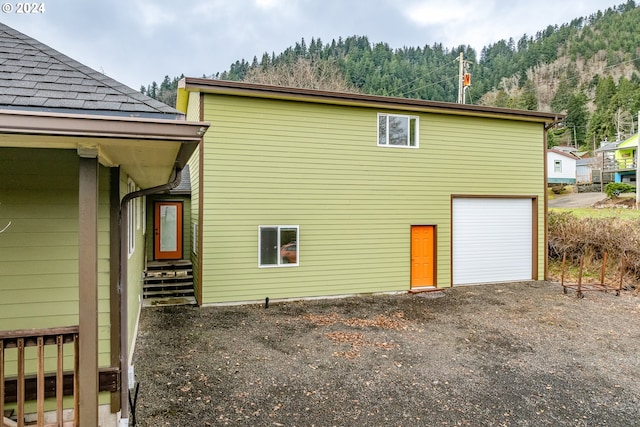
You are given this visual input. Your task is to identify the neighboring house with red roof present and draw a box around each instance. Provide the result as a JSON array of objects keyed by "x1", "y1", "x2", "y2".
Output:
[{"x1": 0, "y1": 23, "x2": 208, "y2": 427}]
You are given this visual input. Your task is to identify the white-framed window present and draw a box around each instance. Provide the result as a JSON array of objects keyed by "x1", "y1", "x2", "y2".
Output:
[
  {"x1": 192, "y1": 223, "x2": 198, "y2": 255},
  {"x1": 127, "y1": 179, "x2": 136, "y2": 256},
  {"x1": 378, "y1": 113, "x2": 419, "y2": 148},
  {"x1": 259, "y1": 225, "x2": 298, "y2": 267},
  {"x1": 136, "y1": 195, "x2": 142, "y2": 231},
  {"x1": 554, "y1": 160, "x2": 562, "y2": 173},
  {"x1": 141, "y1": 196, "x2": 146, "y2": 235}
]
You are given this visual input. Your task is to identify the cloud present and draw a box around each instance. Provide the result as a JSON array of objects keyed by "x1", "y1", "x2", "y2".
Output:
[
  {"x1": 255, "y1": 0, "x2": 286, "y2": 10},
  {"x1": 134, "y1": 0, "x2": 178, "y2": 31},
  {"x1": 0, "y1": 0, "x2": 621, "y2": 90},
  {"x1": 404, "y1": 1, "x2": 488, "y2": 26}
]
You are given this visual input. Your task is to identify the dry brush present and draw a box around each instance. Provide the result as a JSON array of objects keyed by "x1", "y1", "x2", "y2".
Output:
[{"x1": 548, "y1": 211, "x2": 640, "y2": 284}]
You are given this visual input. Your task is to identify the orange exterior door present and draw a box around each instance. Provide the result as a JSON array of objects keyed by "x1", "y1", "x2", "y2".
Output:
[
  {"x1": 154, "y1": 201, "x2": 183, "y2": 260},
  {"x1": 411, "y1": 225, "x2": 435, "y2": 288}
]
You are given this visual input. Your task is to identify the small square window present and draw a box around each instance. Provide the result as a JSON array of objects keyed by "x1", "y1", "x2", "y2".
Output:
[
  {"x1": 378, "y1": 113, "x2": 419, "y2": 148},
  {"x1": 259, "y1": 225, "x2": 298, "y2": 267},
  {"x1": 554, "y1": 160, "x2": 562, "y2": 173}
]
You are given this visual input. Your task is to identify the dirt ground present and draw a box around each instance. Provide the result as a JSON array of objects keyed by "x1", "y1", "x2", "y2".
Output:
[{"x1": 132, "y1": 281, "x2": 640, "y2": 426}]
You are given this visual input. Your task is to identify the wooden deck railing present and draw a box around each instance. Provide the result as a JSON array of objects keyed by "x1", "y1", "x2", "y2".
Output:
[
  {"x1": 0, "y1": 326, "x2": 78, "y2": 427},
  {"x1": 602, "y1": 156, "x2": 636, "y2": 171}
]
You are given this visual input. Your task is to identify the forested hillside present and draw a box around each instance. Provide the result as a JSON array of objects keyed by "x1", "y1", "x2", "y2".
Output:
[{"x1": 142, "y1": 1, "x2": 640, "y2": 151}]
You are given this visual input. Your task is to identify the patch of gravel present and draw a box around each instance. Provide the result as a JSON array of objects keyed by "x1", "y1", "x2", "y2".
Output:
[{"x1": 132, "y1": 281, "x2": 640, "y2": 426}]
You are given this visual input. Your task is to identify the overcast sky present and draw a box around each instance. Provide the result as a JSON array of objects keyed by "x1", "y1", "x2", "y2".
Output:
[{"x1": 0, "y1": 0, "x2": 622, "y2": 90}]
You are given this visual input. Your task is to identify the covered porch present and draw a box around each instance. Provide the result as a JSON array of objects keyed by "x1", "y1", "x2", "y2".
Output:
[{"x1": 0, "y1": 109, "x2": 208, "y2": 426}]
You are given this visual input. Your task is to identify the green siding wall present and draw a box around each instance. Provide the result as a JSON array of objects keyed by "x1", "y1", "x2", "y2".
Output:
[
  {"x1": 187, "y1": 151, "x2": 201, "y2": 301},
  {"x1": 0, "y1": 147, "x2": 112, "y2": 374},
  {"x1": 186, "y1": 91, "x2": 202, "y2": 302},
  {"x1": 120, "y1": 171, "x2": 147, "y2": 364},
  {"x1": 196, "y1": 95, "x2": 546, "y2": 304}
]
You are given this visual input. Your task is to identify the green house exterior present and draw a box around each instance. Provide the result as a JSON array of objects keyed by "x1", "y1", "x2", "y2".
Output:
[
  {"x1": 177, "y1": 79, "x2": 560, "y2": 306},
  {"x1": 0, "y1": 24, "x2": 208, "y2": 426},
  {"x1": 613, "y1": 134, "x2": 637, "y2": 183}
]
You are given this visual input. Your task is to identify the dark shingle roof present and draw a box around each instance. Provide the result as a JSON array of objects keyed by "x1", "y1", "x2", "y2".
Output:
[
  {"x1": 0, "y1": 23, "x2": 182, "y2": 118},
  {"x1": 170, "y1": 164, "x2": 192, "y2": 194}
]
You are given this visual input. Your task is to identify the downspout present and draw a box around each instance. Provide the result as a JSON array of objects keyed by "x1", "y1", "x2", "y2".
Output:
[{"x1": 118, "y1": 167, "x2": 183, "y2": 426}]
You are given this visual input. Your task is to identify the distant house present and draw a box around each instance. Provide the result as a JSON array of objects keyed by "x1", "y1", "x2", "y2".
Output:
[
  {"x1": 610, "y1": 134, "x2": 637, "y2": 183},
  {"x1": 592, "y1": 135, "x2": 638, "y2": 184},
  {"x1": 0, "y1": 23, "x2": 208, "y2": 426},
  {"x1": 547, "y1": 149, "x2": 578, "y2": 185},
  {"x1": 175, "y1": 78, "x2": 560, "y2": 306}
]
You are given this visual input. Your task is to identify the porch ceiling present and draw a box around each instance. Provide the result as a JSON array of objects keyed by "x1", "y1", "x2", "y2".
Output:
[{"x1": 0, "y1": 109, "x2": 208, "y2": 188}]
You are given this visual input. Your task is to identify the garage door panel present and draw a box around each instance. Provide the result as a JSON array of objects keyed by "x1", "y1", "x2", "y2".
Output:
[{"x1": 453, "y1": 198, "x2": 533, "y2": 285}]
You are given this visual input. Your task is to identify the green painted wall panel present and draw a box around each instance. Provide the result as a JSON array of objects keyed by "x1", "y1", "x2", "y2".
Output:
[
  {"x1": 0, "y1": 148, "x2": 113, "y2": 378},
  {"x1": 187, "y1": 143, "x2": 201, "y2": 301},
  {"x1": 194, "y1": 95, "x2": 546, "y2": 304},
  {"x1": 120, "y1": 170, "x2": 146, "y2": 359}
]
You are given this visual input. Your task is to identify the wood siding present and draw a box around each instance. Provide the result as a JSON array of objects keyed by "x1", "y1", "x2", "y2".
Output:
[
  {"x1": 186, "y1": 91, "x2": 202, "y2": 303},
  {"x1": 0, "y1": 148, "x2": 112, "y2": 374},
  {"x1": 119, "y1": 170, "x2": 146, "y2": 363},
  {"x1": 196, "y1": 95, "x2": 546, "y2": 304}
]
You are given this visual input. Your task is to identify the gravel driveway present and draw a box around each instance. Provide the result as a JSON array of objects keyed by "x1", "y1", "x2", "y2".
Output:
[{"x1": 132, "y1": 281, "x2": 640, "y2": 426}]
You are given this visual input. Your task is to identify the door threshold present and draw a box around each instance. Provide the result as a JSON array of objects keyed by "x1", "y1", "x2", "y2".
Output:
[{"x1": 408, "y1": 286, "x2": 439, "y2": 294}]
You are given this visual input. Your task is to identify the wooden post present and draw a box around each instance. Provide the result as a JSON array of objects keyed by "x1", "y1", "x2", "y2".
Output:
[
  {"x1": 600, "y1": 252, "x2": 608, "y2": 285},
  {"x1": 0, "y1": 341, "x2": 4, "y2": 427},
  {"x1": 578, "y1": 256, "x2": 584, "y2": 297},
  {"x1": 73, "y1": 334, "x2": 79, "y2": 427},
  {"x1": 78, "y1": 155, "x2": 99, "y2": 426},
  {"x1": 56, "y1": 335, "x2": 64, "y2": 426},
  {"x1": 109, "y1": 168, "x2": 121, "y2": 413},
  {"x1": 17, "y1": 338, "x2": 24, "y2": 427},
  {"x1": 37, "y1": 337, "x2": 44, "y2": 426}
]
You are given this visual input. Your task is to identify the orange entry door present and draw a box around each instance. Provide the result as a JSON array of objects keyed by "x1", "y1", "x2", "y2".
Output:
[
  {"x1": 411, "y1": 225, "x2": 435, "y2": 288},
  {"x1": 154, "y1": 201, "x2": 183, "y2": 260}
]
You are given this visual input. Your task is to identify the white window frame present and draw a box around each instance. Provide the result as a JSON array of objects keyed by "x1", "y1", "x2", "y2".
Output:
[
  {"x1": 141, "y1": 196, "x2": 146, "y2": 235},
  {"x1": 192, "y1": 223, "x2": 198, "y2": 255},
  {"x1": 136, "y1": 194, "x2": 142, "y2": 231},
  {"x1": 258, "y1": 225, "x2": 299, "y2": 268},
  {"x1": 554, "y1": 160, "x2": 562, "y2": 173},
  {"x1": 127, "y1": 179, "x2": 136, "y2": 257},
  {"x1": 377, "y1": 113, "x2": 419, "y2": 148}
]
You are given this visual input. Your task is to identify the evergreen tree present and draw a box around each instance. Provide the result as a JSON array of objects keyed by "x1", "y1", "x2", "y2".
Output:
[{"x1": 138, "y1": 1, "x2": 640, "y2": 155}]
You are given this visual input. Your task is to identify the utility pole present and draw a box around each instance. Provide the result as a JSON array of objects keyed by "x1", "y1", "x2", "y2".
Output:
[
  {"x1": 457, "y1": 52, "x2": 464, "y2": 103},
  {"x1": 456, "y1": 52, "x2": 472, "y2": 104}
]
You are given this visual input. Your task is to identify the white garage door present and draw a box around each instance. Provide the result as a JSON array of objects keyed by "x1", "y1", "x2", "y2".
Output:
[{"x1": 453, "y1": 198, "x2": 533, "y2": 285}]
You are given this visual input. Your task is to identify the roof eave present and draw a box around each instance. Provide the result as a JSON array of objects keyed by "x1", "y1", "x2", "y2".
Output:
[
  {"x1": 0, "y1": 109, "x2": 210, "y2": 187},
  {"x1": 0, "y1": 109, "x2": 208, "y2": 141},
  {"x1": 181, "y1": 77, "x2": 564, "y2": 125}
]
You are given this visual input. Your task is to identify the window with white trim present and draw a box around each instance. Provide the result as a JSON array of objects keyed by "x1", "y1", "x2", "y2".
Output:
[
  {"x1": 378, "y1": 113, "x2": 419, "y2": 148},
  {"x1": 259, "y1": 225, "x2": 298, "y2": 267},
  {"x1": 136, "y1": 195, "x2": 141, "y2": 231},
  {"x1": 554, "y1": 160, "x2": 562, "y2": 173},
  {"x1": 192, "y1": 223, "x2": 198, "y2": 255},
  {"x1": 127, "y1": 179, "x2": 136, "y2": 256}
]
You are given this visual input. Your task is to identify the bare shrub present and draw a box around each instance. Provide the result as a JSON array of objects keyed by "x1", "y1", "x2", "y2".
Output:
[{"x1": 548, "y1": 211, "x2": 640, "y2": 282}]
